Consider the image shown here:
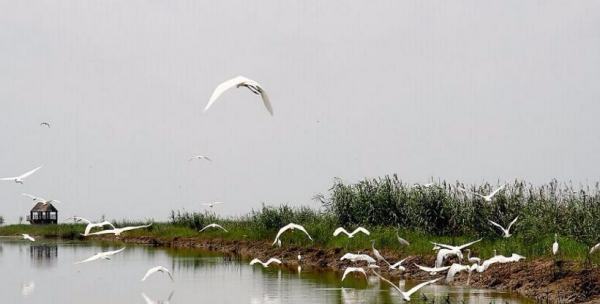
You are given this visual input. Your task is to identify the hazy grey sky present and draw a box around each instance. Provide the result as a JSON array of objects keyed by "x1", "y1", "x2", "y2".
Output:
[{"x1": 1, "y1": 1, "x2": 599, "y2": 223}]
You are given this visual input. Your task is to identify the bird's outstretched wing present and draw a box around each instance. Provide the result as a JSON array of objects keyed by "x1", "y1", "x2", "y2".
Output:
[
  {"x1": 22, "y1": 193, "x2": 45, "y2": 202},
  {"x1": 0, "y1": 177, "x2": 16, "y2": 181},
  {"x1": 105, "y1": 247, "x2": 126, "y2": 256},
  {"x1": 456, "y1": 238, "x2": 483, "y2": 250},
  {"x1": 590, "y1": 243, "x2": 600, "y2": 254},
  {"x1": 507, "y1": 216, "x2": 519, "y2": 231},
  {"x1": 353, "y1": 227, "x2": 370, "y2": 236},
  {"x1": 333, "y1": 227, "x2": 349, "y2": 237},
  {"x1": 120, "y1": 224, "x2": 152, "y2": 232},
  {"x1": 257, "y1": 87, "x2": 273, "y2": 116},
  {"x1": 404, "y1": 277, "x2": 441, "y2": 297},
  {"x1": 204, "y1": 76, "x2": 250, "y2": 112},
  {"x1": 18, "y1": 166, "x2": 42, "y2": 179},
  {"x1": 371, "y1": 271, "x2": 402, "y2": 293},
  {"x1": 266, "y1": 258, "x2": 282, "y2": 265},
  {"x1": 488, "y1": 184, "x2": 506, "y2": 197},
  {"x1": 74, "y1": 254, "x2": 100, "y2": 264},
  {"x1": 292, "y1": 224, "x2": 313, "y2": 241},
  {"x1": 488, "y1": 220, "x2": 505, "y2": 231}
]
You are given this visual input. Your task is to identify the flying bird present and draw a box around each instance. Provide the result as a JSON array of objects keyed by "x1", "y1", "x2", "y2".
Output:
[
  {"x1": 435, "y1": 248, "x2": 462, "y2": 268},
  {"x1": 373, "y1": 271, "x2": 441, "y2": 302},
  {"x1": 84, "y1": 224, "x2": 152, "y2": 236},
  {"x1": 333, "y1": 227, "x2": 370, "y2": 238},
  {"x1": 199, "y1": 223, "x2": 228, "y2": 233},
  {"x1": 414, "y1": 264, "x2": 451, "y2": 275},
  {"x1": 22, "y1": 234, "x2": 35, "y2": 242},
  {"x1": 74, "y1": 247, "x2": 125, "y2": 264},
  {"x1": 83, "y1": 220, "x2": 116, "y2": 236},
  {"x1": 488, "y1": 216, "x2": 519, "y2": 238},
  {"x1": 552, "y1": 234, "x2": 559, "y2": 256},
  {"x1": 272, "y1": 223, "x2": 312, "y2": 246},
  {"x1": 340, "y1": 253, "x2": 377, "y2": 264},
  {"x1": 341, "y1": 267, "x2": 367, "y2": 282},
  {"x1": 204, "y1": 76, "x2": 273, "y2": 115},
  {"x1": 459, "y1": 184, "x2": 506, "y2": 202},
  {"x1": 202, "y1": 202, "x2": 224, "y2": 208},
  {"x1": 141, "y1": 266, "x2": 174, "y2": 282},
  {"x1": 446, "y1": 263, "x2": 472, "y2": 283},
  {"x1": 40, "y1": 122, "x2": 50, "y2": 128},
  {"x1": 250, "y1": 258, "x2": 282, "y2": 268},
  {"x1": 22, "y1": 193, "x2": 61, "y2": 205},
  {"x1": 0, "y1": 166, "x2": 42, "y2": 184},
  {"x1": 189, "y1": 155, "x2": 211, "y2": 162},
  {"x1": 430, "y1": 238, "x2": 483, "y2": 261}
]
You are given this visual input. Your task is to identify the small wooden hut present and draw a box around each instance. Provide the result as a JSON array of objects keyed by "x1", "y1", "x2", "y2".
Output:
[{"x1": 27, "y1": 202, "x2": 58, "y2": 224}]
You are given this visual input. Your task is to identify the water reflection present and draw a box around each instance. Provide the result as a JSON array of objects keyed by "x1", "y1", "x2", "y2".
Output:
[
  {"x1": 141, "y1": 291, "x2": 174, "y2": 304},
  {"x1": 30, "y1": 244, "x2": 58, "y2": 267},
  {"x1": 21, "y1": 281, "x2": 35, "y2": 297}
]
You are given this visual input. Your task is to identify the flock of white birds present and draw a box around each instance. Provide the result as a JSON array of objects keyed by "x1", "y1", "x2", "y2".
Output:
[{"x1": 5, "y1": 76, "x2": 599, "y2": 302}]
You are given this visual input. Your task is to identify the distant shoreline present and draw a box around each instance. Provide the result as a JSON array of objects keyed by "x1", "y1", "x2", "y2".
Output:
[{"x1": 1, "y1": 226, "x2": 596, "y2": 303}]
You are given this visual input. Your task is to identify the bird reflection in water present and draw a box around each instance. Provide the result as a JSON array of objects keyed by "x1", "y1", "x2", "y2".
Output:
[
  {"x1": 141, "y1": 291, "x2": 174, "y2": 304},
  {"x1": 21, "y1": 281, "x2": 35, "y2": 297}
]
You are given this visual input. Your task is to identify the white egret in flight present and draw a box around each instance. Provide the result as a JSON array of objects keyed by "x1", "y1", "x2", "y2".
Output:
[
  {"x1": 84, "y1": 224, "x2": 152, "y2": 236},
  {"x1": 333, "y1": 227, "x2": 370, "y2": 238},
  {"x1": 1, "y1": 166, "x2": 42, "y2": 184},
  {"x1": 204, "y1": 76, "x2": 273, "y2": 115},
  {"x1": 341, "y1": 267, "x2": 367, "y2": 282},
  {"x1": 141, "y1": 266, "x2": 174, "y2": 282},
  {"x1": 389, "y1": 258, "x2": 407, "y2": 271},
  {"x1": 40, "y1": 122, "x2": 50, "y2": 128},
  {"x1": 250, "y1": 258, "x2": 282, "y2": 268},
  {"x1": 445, "y1": 263, "x2": 471, "y2": 283},
  {"x1": 74, "y1": 247, "x2": 125, "y2": 264},
  {"x1": 459, "y1": 184, "x2": 506, "y2": 202},
  {"x1": 189, "y1": 155, "x2": 211, "y2": 162},
  {"x1": 340, "y1": 253, "x2": 376, "y2": 264},
  {"x1": 272, "y1": 223, "x2": 313, "y2": 246},
  {"x1": 488, "y1": 216, "x2": 519, "y2": 238},
  {"x1": 22, "y1": 193, "x2": 61, "y2": 205},
  {"x1": 199, "y1": 223, "x2": 228, "y2": 233},
  {"x1": 202, "y1": 202, "x2": 224, "y2": 208},
  {"x1": 414, "y1": 264, "x2": 451, "y2": 275},
  {"x1": 373, "y1": 271, "x2": 441, "y2": 302},
  {"x1": 22, "y1": 234, "x2": 35, "y2": 242}
]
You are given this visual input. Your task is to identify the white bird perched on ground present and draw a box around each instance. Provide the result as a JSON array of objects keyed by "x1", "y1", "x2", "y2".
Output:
[
  {"x1": 40, "y1": 122, "x2": 50, "y2": 128},
  {"x1": 389, "y1": 258, "x2": 408, "y2": 271},
  {"x1": 189, "y1": 155, "x2": 211, "y2": 162},
  {"x1": 141, "y1": 266, "x2": 174, "y2": 282},
  {"x1": 459, "y1": 184, "x2": 506, "y2": 202},
  {"x1": 22, "y1": 234, "x2": 35, "y2": 242},
  {"x1": 333, "y1": 227, "x2": 370, "y2": 238},
  {"x1": 465, "y1": 249, "x2": 481, "y2": 265},
  {"x1": 371, "y1": 240, "x2": 391, "y2": 266},
  {"x1": 341, "y1": 267, "x2": 367, "y2": 281},
  {"x1": 204, "y1": 76, "x2": 273, "y2": 116},
  {"x1": 199, "y1": 223, "x2": 228, "y2": 233},
  {"x1": 552, "y1": 234, "x2": 559, "y2": 256},
  {"x1": 272, "y1": 223, "x2": 313, "y2": 246},
  {"x1": 21, "y1": 193, "x2": 61, "y2": 205},
  {"x1": 84, "y1": 224, "x2": 152, "y2": 236},
  {"x1": 340, "y1": 253, "x2": 377, "y2": 264},
  {"x1": 0, "y1": 166, "x2": 42, "y2": 184},
  {"x1": 396, "y1": 230, "x2": 410, "y2": 246},
  {"x1": 590, "y1": 243, "x2": 600, "y2": 254},
  {"x1": 202, "y1": 202, "x2": 224, "y2": 208},
  {"x1": 250, "y1": 258, "x2": 282, "y2": 268},
  {"x1": 414, "y1": 264, "x2": 451, "y2": 275},
  {"x1": 445, "y1": 263, "x2": 471, "y2": 283},
  {"x1": 373, "y1": 271, "x2": 441, "y2": 302},
  {"x1": 74, "y1": 247, "x2": 125, "y2": 264},
  {"x1": 488, "y1": 216, "x2": 519, "y2": 238}
]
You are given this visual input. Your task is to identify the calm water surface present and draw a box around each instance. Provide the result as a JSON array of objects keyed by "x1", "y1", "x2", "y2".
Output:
[{"x1": 0, "y1": 239, "x2": 531, "y2": 304}]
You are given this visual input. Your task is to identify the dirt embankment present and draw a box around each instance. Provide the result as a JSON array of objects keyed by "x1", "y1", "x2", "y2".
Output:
[{"x1": 94, "y1": 236, "x2": 600, "y2": 303}]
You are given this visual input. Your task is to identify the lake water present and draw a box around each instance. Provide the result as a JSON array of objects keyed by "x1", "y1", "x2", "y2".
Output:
[{"x1": 0, "y1": 239, "x2": 531, "y2": 303}]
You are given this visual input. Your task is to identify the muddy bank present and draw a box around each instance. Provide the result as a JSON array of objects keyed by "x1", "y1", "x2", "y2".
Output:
[{"x1": 92, "y1": 235, "x2": 600, "y2": 303}]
